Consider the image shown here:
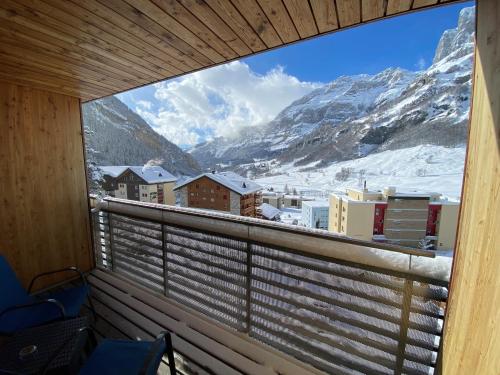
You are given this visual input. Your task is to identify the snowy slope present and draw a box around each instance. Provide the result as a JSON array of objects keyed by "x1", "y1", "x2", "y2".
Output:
[{"x1": 255, "y1": 145, "x2": 466, "y2": 200}]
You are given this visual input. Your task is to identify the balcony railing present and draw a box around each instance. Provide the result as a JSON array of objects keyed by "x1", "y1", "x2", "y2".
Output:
[{"x1": 91, "y1": 197, "x2": 449, "y2": 375}]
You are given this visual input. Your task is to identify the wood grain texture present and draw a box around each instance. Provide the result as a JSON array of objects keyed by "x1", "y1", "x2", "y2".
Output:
[
  {"x1": 257, "y1": 0, "x2": 299, "y2": 43},
  {"x1": 283, "y1": 0, "x2": 318, "y2": 38},
  {"x1": 386, "y1": 0, "x2": 412, "y2": 15},
  {"x1": 310, "y1": 0, "x2": 338, "y2": 33},
  {"x1": 412, "y1": 0, "x2": 439, "y2": 9},
  {"x1": 443, "y1": 1, "x2": 500, "y2": 374},
  {"x1": 0, "y1": 82, "x2": 92, "y2": 289},
  {"x1": 0, "y1": 0, "x2": 463, "y2": 101},
  {"x1": 336, "y1": 0, "x2": 361, "y2": 27},
  {"x1": 362, "y1": 0, "x2": 386, "y2": 21}
]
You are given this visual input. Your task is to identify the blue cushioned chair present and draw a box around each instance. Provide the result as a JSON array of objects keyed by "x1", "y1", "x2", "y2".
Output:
[
  {"x1": 0, "y1": 255, "x2": 92, "y2": 334},
  {"x1": 79, "y1": 331, "x2": 177, "y2": 375}
]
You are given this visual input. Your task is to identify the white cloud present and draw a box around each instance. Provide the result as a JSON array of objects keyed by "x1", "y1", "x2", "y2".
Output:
[
  {"x1": 416, "y1": 57, "x2": 427, "y2": 71},
  {"x1": 136, "y1": 100, "x2": 152, "y2": 110},
  {"x1": 134, "y1": 61, "x2": 319, "y2": 148}
]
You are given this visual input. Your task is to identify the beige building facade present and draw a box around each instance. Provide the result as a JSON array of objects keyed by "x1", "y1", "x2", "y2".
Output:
[{"x1": 329, "y1": 187, "x2": 460, "y2": 250}]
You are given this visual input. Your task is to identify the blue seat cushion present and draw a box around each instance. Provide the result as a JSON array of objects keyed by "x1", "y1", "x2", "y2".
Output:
[
  {"x1": 0, "y1": 297, "x2": 63, "y2": 333},
  {"x1": 0, "y1": 255, "x2": 31, "y2": 311},
  {"x1": 79, "y1": 339, "x2": 165, "y2": 375},
  {"x1": 46, "y1": 285, "x2": 90, "y2": 317},
  {"x1": 0, "y1": 285, "x2": 89, "y2": 334}
]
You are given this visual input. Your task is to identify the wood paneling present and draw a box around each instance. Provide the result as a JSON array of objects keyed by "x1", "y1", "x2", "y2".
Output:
[
  {"x1": 310, "y1": 0, "x2": 339, "y2": 33},
  {"x1": 0, "y1": 0, "x2": 463, "y2": 102},
  {"x1": 186, "y1": 176, "x2": 231, "y2": 212},
  {"x1": 362, "y1": 0, "x2": 386, "y2": 21},
  {"x1": 386, "y1": 0, "x2": 413, "y2": 15},
  {"x1": 443, "y1": 1, "x2": 500, "y2": 374},
  {"x1": 0, "y1": 82, "x2": 92, "y2": 289}
]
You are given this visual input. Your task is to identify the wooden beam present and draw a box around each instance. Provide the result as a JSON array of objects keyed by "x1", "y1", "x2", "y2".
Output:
[{"x1": 443, "y1": 1, "x2": 500, "y2": 374}]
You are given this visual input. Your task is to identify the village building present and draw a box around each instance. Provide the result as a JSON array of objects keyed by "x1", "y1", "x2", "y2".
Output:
[
  {"x1": 174, "y1": 171, "x2": 262, "y2": 217},
  {"x1": 261, "y1": 191, "x2": 284, "y2": 209},
  {"x1": 301, "y1": 200, "x2": 329, "y2": 229},
  {"x1": 329, "y1": 186, "x2": 460, "y2": 250},
  {"x1": 99, "y1": 166, "x2": 177, "y2": 205},
  {"x1": 260, "y1": 203, "x2": 281, "y2": 221}
]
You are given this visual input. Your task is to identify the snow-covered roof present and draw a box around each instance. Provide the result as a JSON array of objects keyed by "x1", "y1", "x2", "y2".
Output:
[
  {"x1": 260, "y1": 203, "x2": 281, "y2": 220},
  {"x1": 99, "y1": 165, "x2": 177, "y2": 183},
  {"x1": 99, "y1": 166, "x2": 129, "y2": 178},
  {"x1": 128, "y1": 166, "x2": 177, "y2": 183},
  {"x1": 174, "y1": 171, "x2": 262, "y2": 195}
]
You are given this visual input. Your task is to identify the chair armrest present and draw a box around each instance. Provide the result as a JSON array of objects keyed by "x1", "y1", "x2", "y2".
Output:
[
  {"x1": 0, "y1": 299, "x2": 66, "y2": 320},
  {"x1": 28, "y1": 267, "x2": 87, "y2": 293}
]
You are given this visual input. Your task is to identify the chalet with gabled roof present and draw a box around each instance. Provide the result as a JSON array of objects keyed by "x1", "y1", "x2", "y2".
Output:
[
  {"x1": 99, "y1": 166, "x2": 177, "y2": 205},
  {"x1": 174, "y1": 171, "x2": 262, "y2": 217}
]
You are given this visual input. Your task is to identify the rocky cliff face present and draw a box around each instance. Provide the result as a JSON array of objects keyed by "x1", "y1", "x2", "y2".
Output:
[
  {"x1": 190, "y1": 6, "x2": 474, "y2": 172},
  {"x1": 83, "y1": 96, "x2": 201, "y2": 177}
]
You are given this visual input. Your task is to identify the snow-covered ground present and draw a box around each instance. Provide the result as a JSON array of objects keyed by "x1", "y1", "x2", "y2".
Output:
[{"x1": 255, "y1": 144, "x2": 466, "y2": 200}]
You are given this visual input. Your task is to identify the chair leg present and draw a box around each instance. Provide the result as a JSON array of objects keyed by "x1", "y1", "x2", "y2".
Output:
[{"x1": 164, "y1": 332, "x2": 177, "y2": 375}]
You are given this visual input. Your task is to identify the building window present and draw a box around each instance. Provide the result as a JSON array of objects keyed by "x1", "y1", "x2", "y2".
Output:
[
  {"x1": 210, "y1": 198, "x2": 215, "y2": 202},
  {"x1": 196, "y1": 184, "x2": 199, "y2": 189},
  {"x1": 223, "y1": 195, "x2": 227, "y2": 200},
  {"x1": 216, "y1": 185, "x2": 220, "y2": 190},
  {"x1": 190, "y1": 192, "x2": 194, "y2": 196},
  {"x1": 341, "y1": 225, "x2": 344, "y2": 232}
]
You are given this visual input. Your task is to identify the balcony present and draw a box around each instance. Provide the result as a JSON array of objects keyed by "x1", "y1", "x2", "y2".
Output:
[{"x1": 86, "y1": 196, "x2": 449, "y2": 375}]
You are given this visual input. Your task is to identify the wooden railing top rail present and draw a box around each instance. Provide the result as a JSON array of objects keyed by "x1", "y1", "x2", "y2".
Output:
[{"x1": 94, "y1": 197, "x2": 452, "y2": 283}]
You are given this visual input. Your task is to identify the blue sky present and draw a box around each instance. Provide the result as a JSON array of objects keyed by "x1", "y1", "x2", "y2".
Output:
[{"x1": 117, "y1": 1, "x2": 474, "y2": 149}]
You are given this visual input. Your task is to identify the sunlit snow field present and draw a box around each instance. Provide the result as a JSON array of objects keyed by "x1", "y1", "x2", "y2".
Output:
[{"x1": 255, "y1": 145, "x2": 466, "y2": 200}]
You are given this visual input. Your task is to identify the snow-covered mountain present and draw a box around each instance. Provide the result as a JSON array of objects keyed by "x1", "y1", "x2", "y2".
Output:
[
  {"x1": 83, "y1": 96, "x2": 200, "y2": 177},
  {"x1": 190, "y1": 6, "x2": 474, "y2": 171}
]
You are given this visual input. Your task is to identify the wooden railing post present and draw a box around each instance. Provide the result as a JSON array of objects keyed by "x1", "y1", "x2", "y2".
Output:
[{"x1": 395, "y1": 279, "x2": 414, "y2": 374}]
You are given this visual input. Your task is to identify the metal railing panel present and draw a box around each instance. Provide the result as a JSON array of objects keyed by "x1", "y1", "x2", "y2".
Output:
[{"x1": 91, "y1": 199, "x2": 449, "y2": 375}]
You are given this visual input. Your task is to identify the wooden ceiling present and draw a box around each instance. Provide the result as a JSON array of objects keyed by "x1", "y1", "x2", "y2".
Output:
[{"x1": 0, "y1": 0, "x2": 464, "y2": 102}]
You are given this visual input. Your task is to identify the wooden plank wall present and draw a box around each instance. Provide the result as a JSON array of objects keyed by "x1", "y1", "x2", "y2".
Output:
[
  {"x1": 0, "y1": 81, "x2": 93, "y2": 290},
  {"x1": 443, "y1": 0, "x2": 500, "y2": 374}
]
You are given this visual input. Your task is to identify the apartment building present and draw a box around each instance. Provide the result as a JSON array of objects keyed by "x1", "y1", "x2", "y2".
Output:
[
  {"x1": 174, "y1": 171, "x2": 262, "y2": 217},
  {"x1": 261, "y1": 192, "x2": 283, "y2": 209},
  {"x1": 329, "y1": 187, "x2": 460, "y2": 250},
  {"x1": 302, "y1": 201, "x2": 329, "y2": 229},
  {"x1": 282, "y1": 195, "x2": 315, "y2": 209},
  {"x1": 99, "y1": 166, "x2": 177, "y2": 205}
]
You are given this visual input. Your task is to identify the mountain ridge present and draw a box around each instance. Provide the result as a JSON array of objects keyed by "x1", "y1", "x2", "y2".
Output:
[
  {"x1": 189, "y1": 6, "x2": 474, "y2": 173},
  {"x1": 83, "y1": 96, "x2": 201, "y2": 178}
]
